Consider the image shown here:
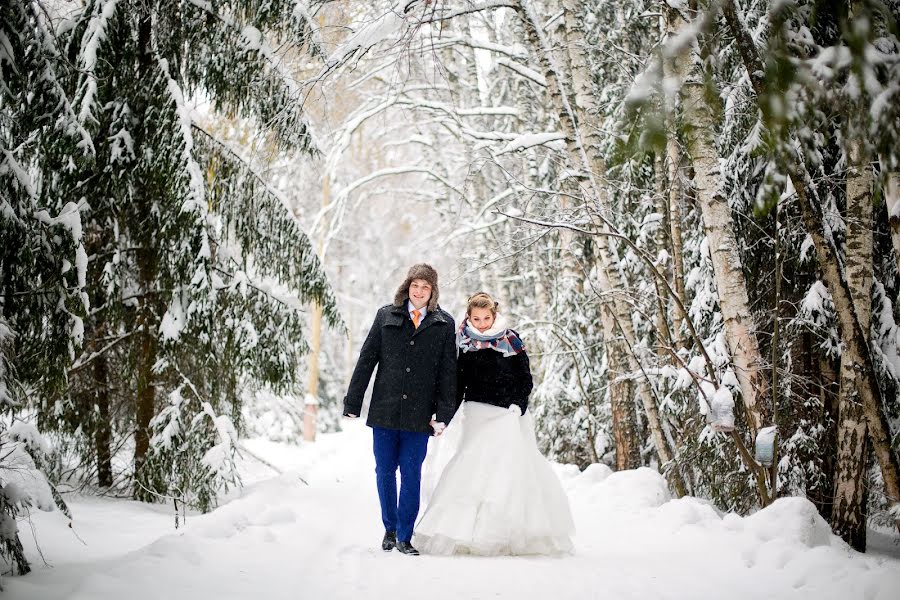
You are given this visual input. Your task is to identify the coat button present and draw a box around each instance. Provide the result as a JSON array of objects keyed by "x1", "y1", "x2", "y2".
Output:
[
  {"x1": 406, "y1": 367, "x2": 410, "y2": 372},
  {"x1": 410, "y1": 340, "x2": 415, "y2": 345},
  {"x1": 402, "y1": 394, "x2": 408, "y2": 399}
]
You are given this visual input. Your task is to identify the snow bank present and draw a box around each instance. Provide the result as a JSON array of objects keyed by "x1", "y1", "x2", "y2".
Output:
[
  {"x1": 574, "y1": 462, "x2": 612, "y2": 485},
  {"x1": 9, "y1": 423, "x2": 900, "y2": 600},
  {"x1": 0, "y1": 435, "x2": 55, "y2": 512},
  {"x1": 654, "y1": 496, "x2": 723, "y2": 529},
  {"x1": 571, "y1": 465, "x2": 671, "y2": 509},
  {"x1": 743, "y1": 497, "x2": 835, "y2": 549}
]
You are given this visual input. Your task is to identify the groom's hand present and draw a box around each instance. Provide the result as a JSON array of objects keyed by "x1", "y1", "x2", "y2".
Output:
[{"x1": 343, "y1": 412, "x2": 358, "y2": 418}]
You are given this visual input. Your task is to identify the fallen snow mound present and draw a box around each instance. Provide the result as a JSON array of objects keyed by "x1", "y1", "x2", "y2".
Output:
[
  {"x1": 570, "y1": 465, "x2": 671, "y2": 509},
  {"x1": 744, "y1": 497, "x2": 836, "y2": 549}
]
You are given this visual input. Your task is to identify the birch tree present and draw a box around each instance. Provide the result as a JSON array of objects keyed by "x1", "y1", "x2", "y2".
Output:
[
  {"x1": 719, "y1": 0, "x2": 900, "y2": 534},
  {"x1": 669, "y1": 1, "x2": 770, "y2": 438}
]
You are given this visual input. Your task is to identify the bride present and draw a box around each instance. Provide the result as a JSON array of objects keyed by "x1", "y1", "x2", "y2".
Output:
[{"x1": 414, "y1": 292, "x2": 575, "y2": 556}]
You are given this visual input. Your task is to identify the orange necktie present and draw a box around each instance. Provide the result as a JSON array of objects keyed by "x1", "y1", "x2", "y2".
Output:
[{"x1": 412, "y1": 309, "x2": 421, "y2": 329}]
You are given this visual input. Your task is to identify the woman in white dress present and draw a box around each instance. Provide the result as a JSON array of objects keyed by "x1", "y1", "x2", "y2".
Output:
[{"x1": 413, "y1": 292, "x2": 575, "y2": 556}]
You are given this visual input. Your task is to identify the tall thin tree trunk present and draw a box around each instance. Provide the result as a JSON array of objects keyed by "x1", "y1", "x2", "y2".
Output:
[
  {"x1": 304, "y1": 177, "x2": 330, "y2": 443},
  {"x1": 134, "y1": 255, "x2": 158, "y2": 496},
  {"x1": 84, "y1": 217, "x2": 113, "y2": 487},
  {"x1": 93, "y1": 327, "x2": 113, "y2": 488},
  {"x1": 594, "y1": 254, "x2": 641, "y2": 470},
  {"x1": 817, "y1": 350, "x2": 841, "y2": 521},
  {"x1": 673, "y1": 3, "x2": 768, "y2": 437},
  {"x1": 831, "y1": 140, "x2": 873, "y2": 551},
  {"x1": 794, "y1": 166, "x2": 900, "y2": 532},
  {"x1": 661, "y1": 6, "x2": 689, "y2": 348},
  {"x1": 133, "y1": 11, "x2": 157, "y2": 500},
  {"x1": 515, "y1": 0, "x2": 685, "y2": 494},
  {"x1": 885, "y1": 170, "x2": 900, "y2": 275},
  {"x1": 653, "y1": 151, "x2": 677, "y2": 358},
  {"x1": 561, "y1": 2, "x2": 679, "y2": 489}
]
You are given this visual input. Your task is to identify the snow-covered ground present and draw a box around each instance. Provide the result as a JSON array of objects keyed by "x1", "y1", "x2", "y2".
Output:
[{"x1": 8, "y1": 421, "x2": 900, "y2": 599}]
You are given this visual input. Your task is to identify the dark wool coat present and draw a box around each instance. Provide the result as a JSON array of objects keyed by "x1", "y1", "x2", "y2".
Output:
[
  {"x1": 343, "y1": 302, "x2": 458, "y2": 434},
  {"x1": 456, "y1": 344, "x2": 533, "y2": 414}
]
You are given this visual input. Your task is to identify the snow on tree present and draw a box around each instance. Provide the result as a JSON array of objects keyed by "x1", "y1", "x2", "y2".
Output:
[{"x1": 2, "y1": 0, "x2": 341, "y2": 527}]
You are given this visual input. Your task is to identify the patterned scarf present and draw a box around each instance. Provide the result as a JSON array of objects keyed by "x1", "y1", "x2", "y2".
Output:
[{"x1": 456, "y1": 314, "x2": 526, "y2": 357}]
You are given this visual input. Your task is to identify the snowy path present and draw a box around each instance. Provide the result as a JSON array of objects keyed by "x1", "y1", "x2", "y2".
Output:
[{"x1": 8, "y1": 422, "x2": 900, "y2": 600}]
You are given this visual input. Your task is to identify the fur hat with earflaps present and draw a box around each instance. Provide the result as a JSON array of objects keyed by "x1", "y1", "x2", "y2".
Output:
[{"x1": 393, "y1": 263, "x2": 439, "y2": 312}]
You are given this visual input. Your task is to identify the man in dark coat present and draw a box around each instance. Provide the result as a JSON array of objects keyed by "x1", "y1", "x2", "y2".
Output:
[{"x1": 343, "y1": 264, "x2": 457, "y2": 556}]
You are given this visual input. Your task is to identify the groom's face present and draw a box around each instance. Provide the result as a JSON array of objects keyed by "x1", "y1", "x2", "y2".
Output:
[{"x1": 408, "y1": 279, "x2": 432, "y2": 310}]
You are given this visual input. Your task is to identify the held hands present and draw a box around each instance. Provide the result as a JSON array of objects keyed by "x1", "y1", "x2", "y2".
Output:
[{"x1": 430, "y1": 420, "x2": 446, "y2": 436}]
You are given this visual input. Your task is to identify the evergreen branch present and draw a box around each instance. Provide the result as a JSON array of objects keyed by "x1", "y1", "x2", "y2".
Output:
[
  {"x1": 74, "y1": 0, "x2": 119, "y2": 126},
  {"x1": 67, "y1": 330, "x2": 137, "y2": 375},
  {"x1": 25, "y1": 1, "x2": 94, "y2": 154},
  {"x1": 212, "y1": 263, "x2": 311, "y2": 318},
  {"x1": 157, "y1": 56, "x2": 206, "y2": 214},
  {"x1": 192, "y1": 126, "x2": 342, "y2": 330},
  {"x1": 181, "y1": 0, "x2": 315, "y2": 152}
]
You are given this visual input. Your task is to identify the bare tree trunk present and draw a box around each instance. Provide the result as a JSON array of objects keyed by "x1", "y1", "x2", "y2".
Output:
[
  {"x1": 84, "y1": 217, "x2": 114, "y2": 487},
  {"x1": 795, "y1": 170, "x2": 900, "y2": 530},
  {"x1": 661, "y1": 6, "x2": 689, "y2": 348},
  {"x1": 304, "y1": 177, "x2": 331, "y2": 443},
  {"x1": 561, "y1": 1, "x2": 681, "y2": 493},
  {"x1": 610, "y1": 376, "x2": 640, "y2": 470},
  {"x1": 514, "y1": 0, "x2": 685, "y2": 495},
  {"x1": 133, "y1": 11, "x2": 157, "y2": 501},
  {"x1": 134, "y1": 254, "x2": 158, "y2": 499},
  {"x1": 672, "y1": 3, "x2": 768, "y2": 437},
  {"x1": 885, "y1": 170, "x2": 900, "y2": 275},
  {"x1": 653, "y1": 152, "x2": 677, "y2": 358},
  {"x1": 93, "y1": 328, "x2": 113, "y2": 488},
  {"x1": 831, "y1": 139, "x2": 874, "y2": 551},
  {"x1": 719, "y1": 0, "x2": 900, "y2": 529},
  {"x1": 516, "y1": 1, "x2": 637, "y2": 470},
  {"x1": 595, "y1": 259, "x2": 641, "y2": 470},
  {"x1": 304, "y1": 301, "x2": 322, "y2": 442},
  {"x1": 817, "y1": 351, "x2": 841, "y2": 521}
]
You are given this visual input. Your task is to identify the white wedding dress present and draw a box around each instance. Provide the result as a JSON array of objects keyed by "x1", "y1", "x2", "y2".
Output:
[{"x1": 413, "y1": 400, "x2": 575, "y2": 555}]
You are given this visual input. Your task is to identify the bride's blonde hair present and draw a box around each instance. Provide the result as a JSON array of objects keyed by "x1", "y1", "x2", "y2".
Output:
[{"x1": 466, "y1": 291, "x2": 499, "y2": 317}]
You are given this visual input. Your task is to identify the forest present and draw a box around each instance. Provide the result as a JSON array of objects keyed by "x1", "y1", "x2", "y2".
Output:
[{"x1": 2, "y1": 0, "x2": 900, "y2": 586}]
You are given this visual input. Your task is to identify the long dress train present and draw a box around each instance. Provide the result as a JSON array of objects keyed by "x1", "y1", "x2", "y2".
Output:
[{"x1": 413, "y1": 401, "x2": 575, "y2": 555}]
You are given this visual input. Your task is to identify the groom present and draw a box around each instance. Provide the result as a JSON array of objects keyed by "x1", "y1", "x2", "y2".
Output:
[{"x1": 343, "y1": 264, "x2": 458, "y2": 555}]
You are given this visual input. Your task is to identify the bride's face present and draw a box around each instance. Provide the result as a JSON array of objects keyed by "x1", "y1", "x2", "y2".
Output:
[{"x1": 468, "y1": 307, "x2": 495, "y2": 333}]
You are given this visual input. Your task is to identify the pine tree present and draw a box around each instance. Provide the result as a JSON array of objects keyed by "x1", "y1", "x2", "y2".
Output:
[
  {"x1": 1, "y1": 0, "x2": 90, "y2": 580},
  {"x1": 3, "y1": 0, "x2": 340, "y2": 522}
]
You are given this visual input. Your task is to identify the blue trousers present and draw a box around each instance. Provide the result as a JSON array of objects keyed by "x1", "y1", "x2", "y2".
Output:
[{"x1": 372, "y1": 427, "x2": 430, "y2": 543}]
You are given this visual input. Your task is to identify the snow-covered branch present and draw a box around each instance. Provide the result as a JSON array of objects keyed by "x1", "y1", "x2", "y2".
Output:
[
  {"x1": 184, "y1": 0, "x2": 305, "y2": 101},
  {"x1": 335, "y1": 166, "x2": 466, "y2": 205},
  {"x1": 416, "y1": 1, "x2": 518, "y2": 22},
  {"x1": 76, "y1": 0, "x2": 119, "y2": 125},
  {"x1": 157, "y1": 57, "x2": 206, "y2": 215},
  {"x1": 495, "y1": 132, "x2": 566, "y2": 155},
  {"x1": 495, "y1": 57, "x2": 547, "y2": 87}
]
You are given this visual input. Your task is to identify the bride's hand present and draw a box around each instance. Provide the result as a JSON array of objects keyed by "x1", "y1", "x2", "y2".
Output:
[{"x1": 430, "y1": 420, "x2": 446, "y2": 436}]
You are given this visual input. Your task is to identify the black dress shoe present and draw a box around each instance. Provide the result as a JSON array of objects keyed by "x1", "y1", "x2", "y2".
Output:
[
  {"x1": 382, "y1": 531, "x2": 397, "y2": 551},
  {"x1": 396, "y1": 541, "x2": 420, "y2": 555}
]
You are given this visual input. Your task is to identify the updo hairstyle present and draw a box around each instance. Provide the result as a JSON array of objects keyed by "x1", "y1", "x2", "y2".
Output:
[{"x1": 466, "y1": 292, "x2": 499, "y2": 317}]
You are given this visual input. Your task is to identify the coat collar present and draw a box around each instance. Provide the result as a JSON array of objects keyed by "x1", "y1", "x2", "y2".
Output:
[{"x1": 391, "y1": 300, "x2": 447, "y2": 334}]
